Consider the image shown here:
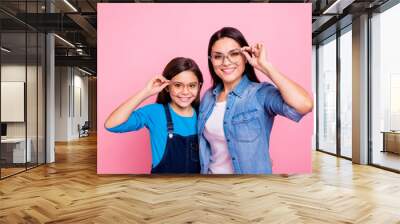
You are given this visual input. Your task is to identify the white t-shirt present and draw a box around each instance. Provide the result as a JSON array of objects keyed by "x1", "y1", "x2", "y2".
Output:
[{"x1": 204, "y1": 101, "x2": 234, "y2": 174}]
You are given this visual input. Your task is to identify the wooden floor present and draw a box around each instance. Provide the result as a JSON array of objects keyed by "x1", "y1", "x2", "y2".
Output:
[
  {"x1": 0, "y1": 167, "x2": 26, "y2": 178},
  {"x1": 1, "y1": 162, "x2": 45, "y2": 178},
  {"x1": 373, "y1": 150, "x2": 400, "y2": 171},
  {"x1": 1, "y1": 135, "x2": 400, "y2": 223}
]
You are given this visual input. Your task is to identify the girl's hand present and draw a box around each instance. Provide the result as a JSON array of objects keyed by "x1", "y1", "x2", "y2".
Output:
[
  {"x1": 105, "y1": 75, "x2": 170, "y2": 129},
  {"x1": 143, "y1": 75, "x2": 170, "y2": 97},
  {"x1": 241, "y1": 43, "x2": 269, "y2": 72}
]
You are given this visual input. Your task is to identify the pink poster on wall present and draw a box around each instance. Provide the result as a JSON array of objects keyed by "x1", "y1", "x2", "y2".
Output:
[{"x1": 98, "y1": 3, "x2": 313, "y2": 174}]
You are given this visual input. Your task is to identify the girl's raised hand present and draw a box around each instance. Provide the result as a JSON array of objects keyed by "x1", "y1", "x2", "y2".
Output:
[{"x1": 144, "y1": 75, "x2": 170, "y2": 97}]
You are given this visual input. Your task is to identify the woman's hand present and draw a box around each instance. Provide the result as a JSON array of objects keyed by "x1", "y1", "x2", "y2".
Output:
[
  {"x1": 241, "y1": 44, "x2": 313, "y2": 115},
  {"x1": 241, "y1": 43, "x2": 269, "y2": 72},
  {"x1": 143, "y1": 75, "x2": 171, "y2": 97}
]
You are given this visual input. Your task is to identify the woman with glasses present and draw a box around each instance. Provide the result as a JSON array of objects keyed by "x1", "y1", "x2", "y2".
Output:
[
  {"x1": 105, "y1": 57, "x2": 203, "y2": 173},
  {"x1": 198, "y1": 27, "x2": 313, "y2": 174}
]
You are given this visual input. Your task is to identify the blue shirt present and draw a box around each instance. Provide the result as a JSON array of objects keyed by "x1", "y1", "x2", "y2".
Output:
[
  {"x1": 106, "y1": 103, "x2": 197, "y2": 167},
  {"x1": 198, "y1": 75, "x2": 304, "y2": 174}
]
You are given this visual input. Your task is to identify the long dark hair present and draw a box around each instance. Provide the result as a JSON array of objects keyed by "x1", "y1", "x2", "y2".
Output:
[
  {"x1": 207, "y1": 27, "x2": 260, "y2": 88},
  {"x1": 156, "y1": 57, "x2": 203, "y2": 111}
]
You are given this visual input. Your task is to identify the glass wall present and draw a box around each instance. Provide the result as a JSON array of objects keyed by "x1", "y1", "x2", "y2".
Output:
[
  {"x1": 1, "y1": 31, "x2": 28, "y2": 177},
  {"x1": 339, "y1": 27, "x2": 352, "y2": 158},
  {"x1": 316, "y1": 24, "x2": 354, "y2": 160},
  {"x1": 0, "y1": 1, "x2": 46, "y2": 179},
  {"x1": 317, "y1": 35, "x2": 337, "y2": 154},
  {"x1": 312, "y1": 45, "x2": 317, "y2": 150},
  {"x1": 371, "y1": 2, "x2": 400, "y2": 171},
  {"x1": 38, "y1": 32, "x2": 45, "y2": 165}
]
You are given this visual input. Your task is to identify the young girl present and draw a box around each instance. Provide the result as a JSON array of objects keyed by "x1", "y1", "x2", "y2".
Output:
[{"x1": 105, "y1": 57, "x2": 203, "y2": 174}]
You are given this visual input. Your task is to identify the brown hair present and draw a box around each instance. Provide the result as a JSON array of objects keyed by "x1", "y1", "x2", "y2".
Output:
[
  {"x1": 208, "y1": 27, "x2": 260, "y2": 88},
  {"x1": 156, "y1": 57, "x2": 203, "y2": 112}
]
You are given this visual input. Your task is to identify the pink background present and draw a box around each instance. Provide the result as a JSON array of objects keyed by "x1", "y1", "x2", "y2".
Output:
[{"x1": 98, "y1": 3, "x2": 312, "y2": 174}]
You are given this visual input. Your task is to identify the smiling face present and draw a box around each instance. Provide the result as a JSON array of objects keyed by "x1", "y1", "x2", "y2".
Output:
[
  {"x1": 210, "y1": 37, "x2": 246, "y2": 88},
  {"x1": 168, "y1": 70, "x2": 200, "y2": 110}
]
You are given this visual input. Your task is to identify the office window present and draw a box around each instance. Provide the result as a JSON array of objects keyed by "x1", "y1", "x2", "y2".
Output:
[
  {"x1": 312, "y1": 45, "x2": 317, "y2": 150},
  {"x1": 0, "y1": 1, "x2": 46, "y2": 179},
  {"x1": 1, "y1": 31, "x2": 28, "y2": 178},
  {"x1": 340, "y1": 27, "x2": 352, "y2": 158},
  {"x1": 371, "y1": 2, "x2": 400, "y2": 171},
  {"x1": 317, "y1": 36, "x2": 337, "y2": 154}
]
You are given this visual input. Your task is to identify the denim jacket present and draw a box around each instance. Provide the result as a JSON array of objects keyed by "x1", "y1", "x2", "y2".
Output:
[{"x1": 198, "y1": 75, "x2": 304, "y2": 174}]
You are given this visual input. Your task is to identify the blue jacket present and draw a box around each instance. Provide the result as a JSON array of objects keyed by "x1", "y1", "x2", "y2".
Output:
[{"x1": 198, "y1": 75, "x2": 304, "y2": 174}]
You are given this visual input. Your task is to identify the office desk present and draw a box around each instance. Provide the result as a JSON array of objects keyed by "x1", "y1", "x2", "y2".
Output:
[
  {"x1": 1, "y1": 138, "x2": 32, "y2": 163},
  {"x1": 381, "y1": 131, "x2": 400, "y2": 154}
]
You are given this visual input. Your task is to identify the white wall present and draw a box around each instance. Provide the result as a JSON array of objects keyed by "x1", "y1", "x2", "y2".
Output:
[
  {"x1": 1, "y1": 65, "x2": 41, "y2": 137},
  {"x1": 55, "y1": 67, "x2": 69, "y2": 141},
  {"x1": 55, "y1": 67, "x2": 89, "y2": 141},
  {"x1": 1, "y1": 64, "x2": 46, "y2": 164}
]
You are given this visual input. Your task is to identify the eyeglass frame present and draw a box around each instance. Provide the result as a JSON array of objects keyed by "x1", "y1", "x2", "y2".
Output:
[
  {"x1": 168, "y1": 81, "x2": 202, "y2": 92},
  {"x1": 208, "y1": 48, "x2": 244, "y2": 65}
]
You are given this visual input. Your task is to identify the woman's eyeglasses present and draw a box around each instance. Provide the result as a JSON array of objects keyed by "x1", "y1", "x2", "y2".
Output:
[{"x1": 209, "y1": 49, "x2": 243, "y2": 65}]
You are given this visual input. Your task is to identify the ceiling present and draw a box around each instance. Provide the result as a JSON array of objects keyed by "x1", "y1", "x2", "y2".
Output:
[{"x1": 0, "y1": 0, "x2": 392, "y2": 75}]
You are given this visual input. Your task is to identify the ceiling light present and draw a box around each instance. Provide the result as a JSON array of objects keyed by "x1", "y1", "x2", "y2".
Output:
[
  {"x1": 54, "y1": 34, "x2": 75, "y2": 48},
  {"x1": 63, "y1": 0, "x2": 78, "y2": 12},
  {"x1": 323, "y1": 0, "x2": 355, "y2": 15},
  {"x1": 78, "y1": 67, "x2": 93, "y2": 76},
  {"x1": 1, "y1": 47, "x2": 11, "y2": 53}
]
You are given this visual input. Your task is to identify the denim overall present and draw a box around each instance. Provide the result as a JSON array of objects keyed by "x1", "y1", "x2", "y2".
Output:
[{"x1": 151, "y1": 104, "x2": 200, "y2": 174}]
